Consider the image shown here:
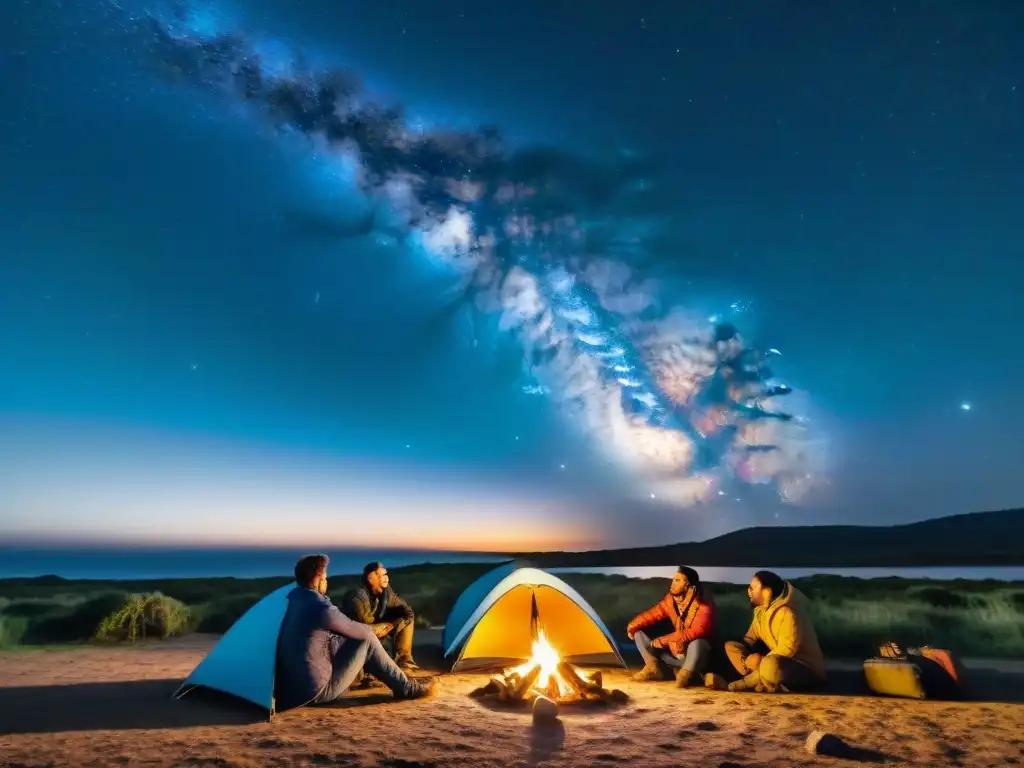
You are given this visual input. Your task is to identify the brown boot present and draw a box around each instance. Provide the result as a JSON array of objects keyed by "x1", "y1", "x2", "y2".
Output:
[
  {"x1": 704, "y1": 673, "x2": 729, "y2": 691},
  {"x1": 674, "y1": 668, "x2": 693, "y2": 688},
  {"x1": 394, "y1": 676, "x2": 438, "y2": 700},
  {"x1": 633, "y1": 664, "x2": 667, "y2": 682}
]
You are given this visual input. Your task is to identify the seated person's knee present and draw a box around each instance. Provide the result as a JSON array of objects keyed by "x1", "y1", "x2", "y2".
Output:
[{"x1": 757, "y1": 655, "x2": 783, "y2": 686}]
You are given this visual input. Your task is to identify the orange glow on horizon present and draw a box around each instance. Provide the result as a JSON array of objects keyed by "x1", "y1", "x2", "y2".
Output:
[{"x1": 22, "y1": 524, "x2": 604, "y2": 554}]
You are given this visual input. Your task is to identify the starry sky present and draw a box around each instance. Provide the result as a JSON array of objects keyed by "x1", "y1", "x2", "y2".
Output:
[{"x1": 1, "y1": 0, "x2": 1022, "y2": 552}]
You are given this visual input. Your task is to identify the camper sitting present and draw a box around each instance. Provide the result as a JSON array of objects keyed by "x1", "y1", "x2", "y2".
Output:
[
  {"x1": 626, "y1": 566, "x2": 716, "y2": 688},
  {"x1": 274, "y1": 554, "x2": 435, "y2": 710},
  {"x1": 341, "y1": 561, "x2": 419, "y2": 672},
  {"x1": 707, "y1": 570, "x2": 827, "y2": 693}
]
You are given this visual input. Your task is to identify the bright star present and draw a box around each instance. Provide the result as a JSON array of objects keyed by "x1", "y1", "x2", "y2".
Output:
[{"x1": 960, "y1": 402, "x2": 972, "y2": 411}]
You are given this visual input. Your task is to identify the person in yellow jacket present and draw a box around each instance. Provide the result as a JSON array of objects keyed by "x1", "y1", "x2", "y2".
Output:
[{"x1": 706, "y1": 570, "x2": 827, "y2": 693}]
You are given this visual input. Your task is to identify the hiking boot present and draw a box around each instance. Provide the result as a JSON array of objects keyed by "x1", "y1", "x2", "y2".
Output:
[
  {"x1": 674, "y1": 668, "x2": 693, "y2": 688},
  {"x1": 704, "y1": 673, "x2": 729, "y2": 691},
  {"x1": 633, "y1": 664, "x2": 667, "y2": 682},
  {"x1": 395, "y1": 676, "x2": 438, "y2": 700},
  {"x1": 397, "y1": 658, "x2": 421, "y2": 673}
]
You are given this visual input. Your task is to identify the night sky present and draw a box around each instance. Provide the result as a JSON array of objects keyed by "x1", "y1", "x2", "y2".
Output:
[{"x1": 1, "y1": 0, "x2": 1022, "y2": 551}]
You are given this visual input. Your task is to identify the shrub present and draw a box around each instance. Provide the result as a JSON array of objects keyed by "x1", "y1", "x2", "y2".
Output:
[
  {"x1": 0, "y1": 614, "x2": 29, "y2": 647},
  {"x1": 3, "y1": 600, "x2": 58, "y2": 618},
  {"x1": 94, "y1": 593, "x2": 191, "y2": 642},
  {"x1": 195, "y1": 593, "x2": 262, "y2": 634},
  {"x1": 906, "y1": 586, "x2": 969, "y2": 609},
  {"x1": 20, "y1": 591, "x2": 132, "y2": 644}
]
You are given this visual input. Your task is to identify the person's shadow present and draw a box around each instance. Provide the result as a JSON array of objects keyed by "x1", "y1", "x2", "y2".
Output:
[{"x1": 528, "y1": 719, "x2": 565, "y2": 766}]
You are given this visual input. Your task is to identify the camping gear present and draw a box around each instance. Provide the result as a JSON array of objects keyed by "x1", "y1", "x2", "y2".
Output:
[
  {"x1": 863, "y1": 642, "x2": 966, "y2": 700},
  {"x1": 173, "y1": 584, "x2": 293, "y2": 719},
  {"x1": 442, "y1": 561, "x2": 626, "y2": 672}
]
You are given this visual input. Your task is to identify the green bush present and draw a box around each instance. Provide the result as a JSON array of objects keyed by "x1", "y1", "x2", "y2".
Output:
[
  {"x1": 3, "y1": 600, "x2": 59, "y2": 618},
  {"x1": 906, "y1": 585, "x2": 969, "y2": 609},
  {"x1": 94, "y1": 593, "x2": 191, "y2": 642},
  {"x1": 0, "y1": 614, "x2": 29, "y2": 647},
  {"x1": 195, "y1": 593, "x2": 262, "y2": 633},
  {"x1": 19, "y1": 591, "x2": 131, "y2": 644}
]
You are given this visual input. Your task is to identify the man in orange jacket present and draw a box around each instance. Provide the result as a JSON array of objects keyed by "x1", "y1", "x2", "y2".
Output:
[{"x1": 626, "y1": 566, "x2": 717, "y2": 688}]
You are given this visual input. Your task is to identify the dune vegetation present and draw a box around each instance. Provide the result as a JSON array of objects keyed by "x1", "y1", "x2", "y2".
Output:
[{"x1": 1, "y1": 564, "x2": 1022, "y2": 659}]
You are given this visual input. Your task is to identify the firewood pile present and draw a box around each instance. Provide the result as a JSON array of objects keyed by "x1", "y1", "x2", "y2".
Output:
[{"x1": 469, "y1": 660, "x2": 629, "y2": 710}]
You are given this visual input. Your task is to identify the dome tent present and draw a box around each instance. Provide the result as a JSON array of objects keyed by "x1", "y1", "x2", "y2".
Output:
[
  {"x1": 173, "y1": 583, "x2": 293, "y2": 720},
  {"x1": 442, "y1": 561, "x2": 625, "y2": 672}
]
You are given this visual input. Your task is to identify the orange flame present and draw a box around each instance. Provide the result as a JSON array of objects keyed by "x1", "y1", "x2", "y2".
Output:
[{"x1": 508, "y1": 629, "x2": 574, "y2": 699}]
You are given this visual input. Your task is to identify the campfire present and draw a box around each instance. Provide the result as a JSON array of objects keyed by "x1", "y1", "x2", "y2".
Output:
[{"x1": 469, "y1": 594, "x2": 627, "y2": 718}]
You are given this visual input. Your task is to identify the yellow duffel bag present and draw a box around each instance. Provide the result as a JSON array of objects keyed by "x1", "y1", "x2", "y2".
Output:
[
  {"x1": 864, "y1": 644, "x2": 965, "y2": 700},
  {"x1": 863, "y1": 657, "x2": 928, "y2": 699}
]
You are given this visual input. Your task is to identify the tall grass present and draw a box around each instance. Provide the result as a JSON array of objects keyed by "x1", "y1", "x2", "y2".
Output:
[{"x1": 1, "y1": 568, "x2": 1022, "y2": 658}]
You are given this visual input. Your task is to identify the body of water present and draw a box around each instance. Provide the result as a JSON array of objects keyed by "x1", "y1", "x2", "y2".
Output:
[
  {"x1": 554, "y1": 565, "x2": 1024, "y2": 583},
  {"x1": 2, "y1": 547, "x2": 1022, "y2": 583},
  {"x1": 0, "y1": 547, "x2": 506, "y2": 580}
]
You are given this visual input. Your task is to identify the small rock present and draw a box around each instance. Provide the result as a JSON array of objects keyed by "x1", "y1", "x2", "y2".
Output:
[
  {"x1": 806, "y1": 731, "x2": 846, "y2": 756},
  {"x1": 533, "y1": 695, "x2": 559, "y2": 723}
]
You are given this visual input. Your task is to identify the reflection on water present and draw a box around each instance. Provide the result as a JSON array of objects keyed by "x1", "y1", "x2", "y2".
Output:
[{"x1": 553, "y1": 565, "x2": 1024, "y2": 583}]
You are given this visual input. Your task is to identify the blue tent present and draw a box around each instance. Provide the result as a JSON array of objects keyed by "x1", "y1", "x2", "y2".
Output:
[
  {"x1": 173, "y1": 583, "x2": 293, "y2": 719},
  {"x1": 442, "y1": 561, "x2": 625, "y2": 672}
]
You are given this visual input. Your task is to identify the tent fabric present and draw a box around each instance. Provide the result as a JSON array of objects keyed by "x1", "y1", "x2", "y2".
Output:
[
  {"x1": 442, "y1": 562, "x2": 625, "y2": 670},
  {"x1": 173, "y1": 583, "x2": 293, "y2": 717}
]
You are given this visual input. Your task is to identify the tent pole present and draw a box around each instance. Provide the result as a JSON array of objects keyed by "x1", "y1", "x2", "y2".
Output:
[{"x1": 529, "y1": 589, "x2": 540, "y2": 643}]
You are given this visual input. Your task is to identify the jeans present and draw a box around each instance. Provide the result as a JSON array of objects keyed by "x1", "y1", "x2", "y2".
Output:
[
  {"x1": 313, "y1": 633, "x2": 415, "y2": 704},
  {"x1": 634, "y1": 631, "x2": 711, "y2": 675},
  {"x1": 724, "y1": 640, "x2": 822, "y2": 692}
]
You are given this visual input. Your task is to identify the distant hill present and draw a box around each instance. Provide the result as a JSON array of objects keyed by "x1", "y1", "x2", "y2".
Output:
[{"x1": 517, "y1": 508, "x2": 1024, "y2": 568}]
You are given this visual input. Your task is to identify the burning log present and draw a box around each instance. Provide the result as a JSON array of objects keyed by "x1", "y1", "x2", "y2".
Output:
[
  {"x1": 473, "y1": 660, "x2": 629, "y2": 708},
  {"x1": 556, "y1": 661, "x2": 591, "y2": 697},
  {"x1": 510, "y1": 664, "x2": 542, "y2": 701},
  {"x1": 469, "y1": 624, "x2": 628, "y2": 708}
]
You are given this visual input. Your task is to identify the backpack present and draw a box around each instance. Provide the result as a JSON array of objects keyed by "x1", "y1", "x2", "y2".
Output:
[{"x1": 863, "y1": 642, "x2": 966, "y2": 700}]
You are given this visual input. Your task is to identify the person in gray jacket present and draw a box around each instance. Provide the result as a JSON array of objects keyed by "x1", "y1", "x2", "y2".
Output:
[{"x1": 275, "y1": 554, "x2": 436, "y2": 710}]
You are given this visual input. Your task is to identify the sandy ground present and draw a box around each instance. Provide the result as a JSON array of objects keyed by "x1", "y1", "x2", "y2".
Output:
[{"x1": 1, "y1": 634, "x2": 1023, "y2": 768}]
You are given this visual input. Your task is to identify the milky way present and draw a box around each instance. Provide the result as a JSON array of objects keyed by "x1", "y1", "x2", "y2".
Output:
[{"x1": 108, "y1": 0, "x2": 828, "y2": 507}]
